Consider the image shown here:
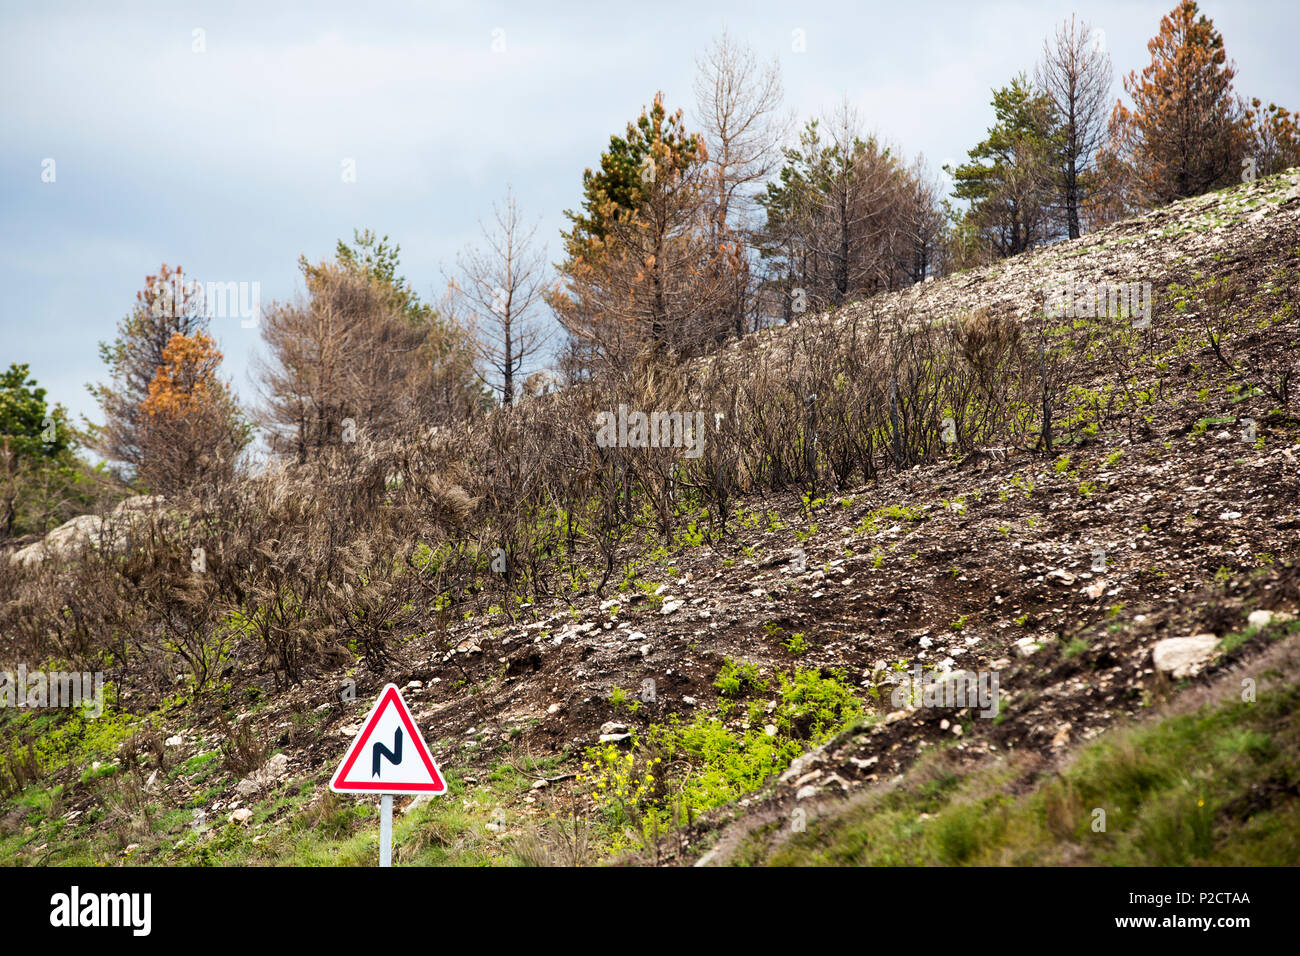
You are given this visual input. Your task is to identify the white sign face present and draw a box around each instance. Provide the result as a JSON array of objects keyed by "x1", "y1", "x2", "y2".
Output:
[{"x1": 330, "y1": 684, "x2": 447, "y2": 794}]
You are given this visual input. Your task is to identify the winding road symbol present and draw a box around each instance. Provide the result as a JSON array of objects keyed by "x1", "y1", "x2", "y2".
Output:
[{"x1": 372, "y1": 728, "x2": 403, "y2": 777}]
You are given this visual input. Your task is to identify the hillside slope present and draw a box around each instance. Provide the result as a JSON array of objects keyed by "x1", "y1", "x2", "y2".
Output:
[{"x1": 3, "y1": 169, "x2": 1299, "y2": 867}]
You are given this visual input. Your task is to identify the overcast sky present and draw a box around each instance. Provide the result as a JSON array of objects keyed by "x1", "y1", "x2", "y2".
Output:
[{"x1": 3, "y1": 0, "x2": 1297, "y2": 432}]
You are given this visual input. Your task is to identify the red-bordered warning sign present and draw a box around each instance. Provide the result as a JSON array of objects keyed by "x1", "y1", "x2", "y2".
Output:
[{"x1": 330, "y1": 683, "x2": 447, "y2": 794}]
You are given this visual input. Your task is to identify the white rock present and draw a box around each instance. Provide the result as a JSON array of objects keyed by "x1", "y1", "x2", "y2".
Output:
[
  {"x1": 1014, "y1": 636, "x2": 1043, "y2": 657},
  {"x1": 1152, "y1": 635, "x2": 1219, "y2": 678},
  {"x1": 1247, "y1": 609, "x2": 1291, "y2": 629},
  {"x1": 230, "y1": 808, "x2": 253, "y2": 824},
  {"x1": 7, "y1": 496, "x2": 162, "y2": 568},
  {"x1": 259, "y1": 752, "x2": 289, "y2": 782},
  {"x1": 1247, "y1": 609, "x2": 1273, "y2": 628}
]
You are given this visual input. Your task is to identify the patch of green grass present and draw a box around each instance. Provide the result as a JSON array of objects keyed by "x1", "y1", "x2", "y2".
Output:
[{"x1": 764, "y1": 680, "x2": 1300, "y2": 866}]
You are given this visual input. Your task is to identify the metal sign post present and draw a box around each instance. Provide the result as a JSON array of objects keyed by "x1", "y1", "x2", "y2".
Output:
[{"x1": 379, "y1": 794, "x2": 393, "y2": 867}]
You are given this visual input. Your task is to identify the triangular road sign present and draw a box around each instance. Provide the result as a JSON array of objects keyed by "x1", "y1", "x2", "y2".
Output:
[{"x1": 330, "y1": 684, "x2": 447, "y2": 794}]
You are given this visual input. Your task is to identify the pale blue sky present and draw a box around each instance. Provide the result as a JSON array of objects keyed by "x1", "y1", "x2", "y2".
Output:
[{"x1": 2, "y1": 0, "x2": 1296, "y2": 433}]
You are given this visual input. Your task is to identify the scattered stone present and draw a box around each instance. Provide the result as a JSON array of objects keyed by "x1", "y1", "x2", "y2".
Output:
[
  {"x1": 1152, "y1": 634, "x2": 1220, "y2": 678},
  {"x1": 778, "y1": 751, "x2": 825, "y2": 783},
  {"x1": 232, "y1": 752, "x2": 292, "y2": 796},
  {"x1": 230, "y1": 808, "x2": 253, "y2": 824},
  {"x1": 1247, "y1": 609, "x2": 1291, "y2": 629},
  {"x1": 1014, "y1": 636, "x2": 1043, "y2": 657}
]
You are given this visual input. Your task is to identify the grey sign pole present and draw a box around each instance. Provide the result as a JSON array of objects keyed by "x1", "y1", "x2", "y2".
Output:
[{"x1": 379, "y1": 794, "x2": 393, "y2": 867}]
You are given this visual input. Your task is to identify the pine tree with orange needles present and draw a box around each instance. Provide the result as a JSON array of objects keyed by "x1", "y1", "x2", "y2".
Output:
[
  {"x1": 91, "y1": 263, "x2": 208, "y2": 472},
  {"x1": 138, "y1": 330, "x2": 249, "y2": 493},
  {"x1": 1107, "y1": 1, "x2": 1248, "y2": 204},
  {"x1": 141, "y1": 331, "x2": 223, "y2": 419}
]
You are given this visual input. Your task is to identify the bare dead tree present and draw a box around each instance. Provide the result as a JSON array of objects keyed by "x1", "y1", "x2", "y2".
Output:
[
  {"x1": 693, "y1": 31, "x2": 791, "y2": 339},
  {"x1": 1035, "y1": 15, "x2": 1113, "y2": 238},
  {"x1": 451, "y1": 186, "x2": 552, "y2": 406},
  {"x1": 693, "y1": 30, "x2": 788, "y2": 241}
]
